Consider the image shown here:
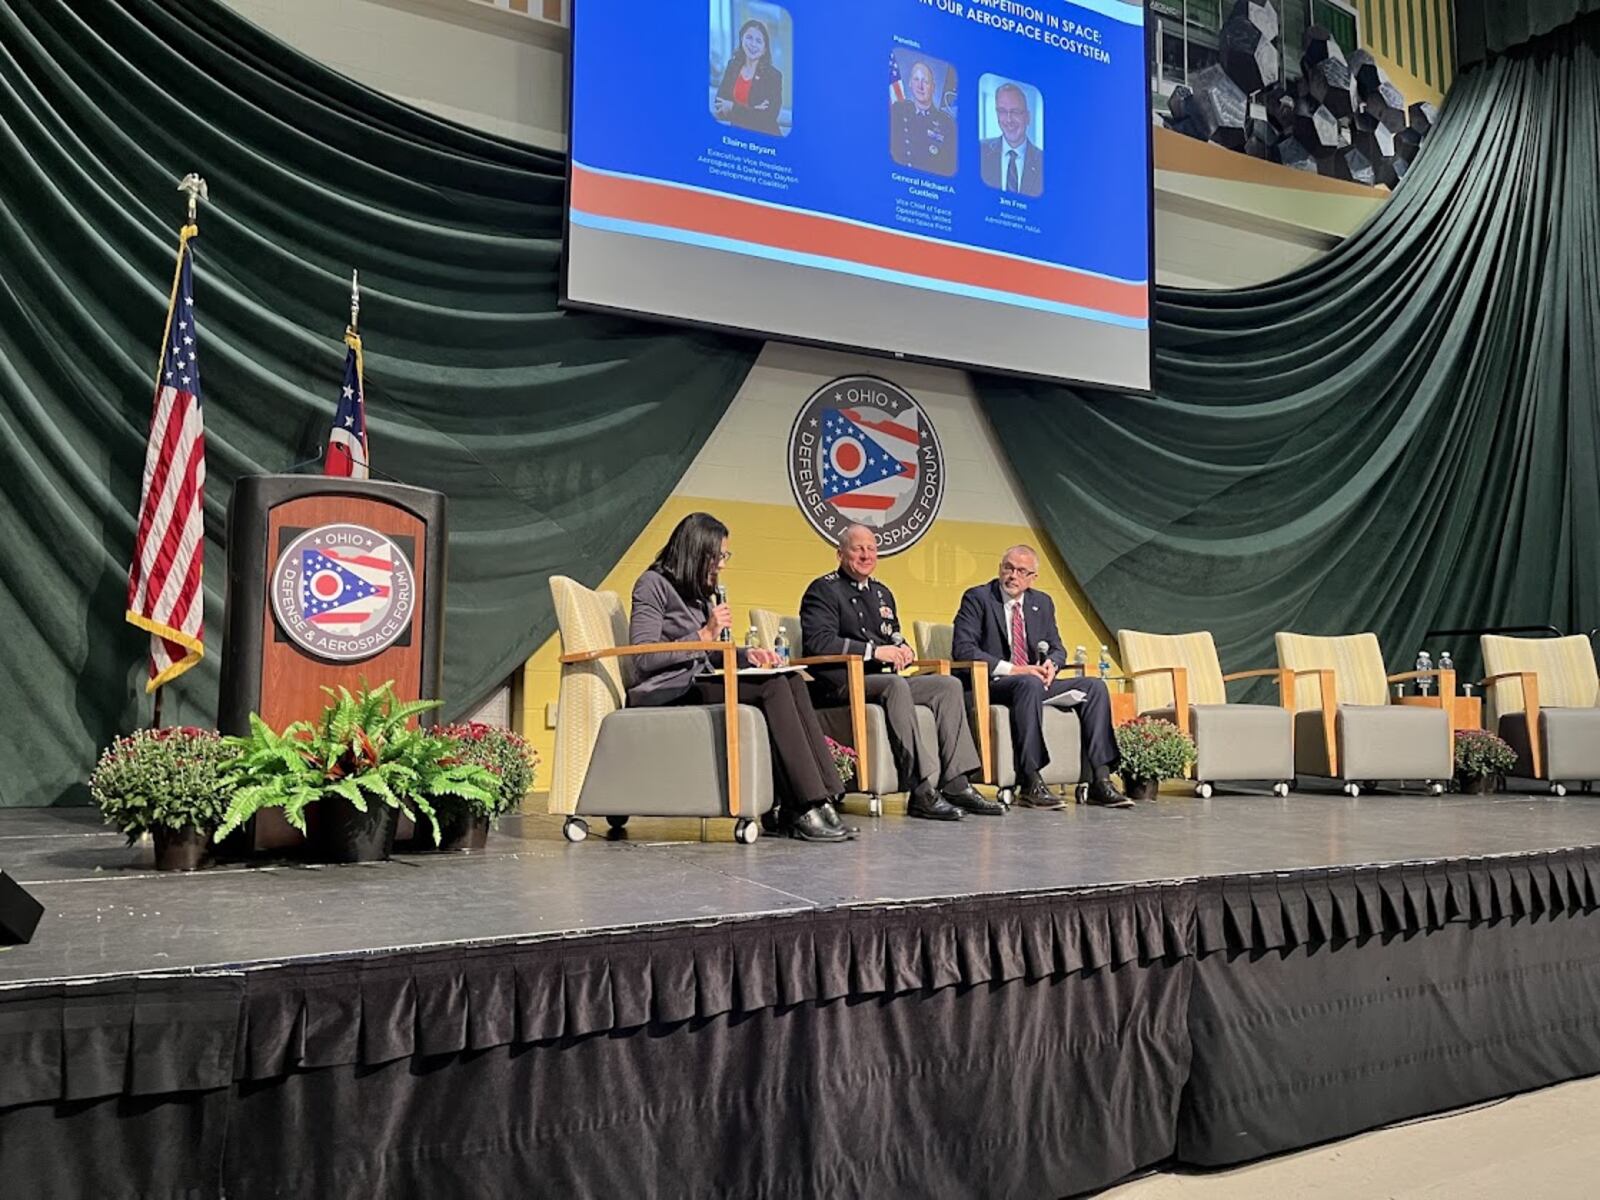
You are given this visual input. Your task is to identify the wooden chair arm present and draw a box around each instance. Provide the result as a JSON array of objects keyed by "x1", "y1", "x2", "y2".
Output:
[
  {"x1": 790, "y1": 654, "x2": 864, "y2": 666},
  {"x1": 1387, "y1": 669, "x2": 1457, "y2": 687},
  {"x1": 557, "y1": 641, "x2": 745, "y2": 817},
  {"x1": 1479, "y1": 672, "x2": 1543, "y2": 778},
  {"x1": 912, "y1": 659, "x2": 951, "y2": 675},
  {"x1": 1222, "y1": 668, "x2": 1288, "y2": 685},
  {"x1": 1287, "y1": 668, "x2": 1338, "y2": 777},
  {"x1": 1127, "y1": 666, "x2": 1190, "y2": 739},
  {"x1": 559, "y1": 640, "x2": 726, "y2": 664}
]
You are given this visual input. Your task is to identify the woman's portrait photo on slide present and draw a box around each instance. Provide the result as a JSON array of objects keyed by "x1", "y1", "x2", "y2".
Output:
[{"x1": 710, "y1": 2, "x2": 793, "y2": 137}]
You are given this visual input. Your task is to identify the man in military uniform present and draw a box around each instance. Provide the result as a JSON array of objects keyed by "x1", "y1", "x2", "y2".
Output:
[
  {"x1": 890, "y1": 60, "x2": 957, "y2": 178},
  {"x1": 800, "y1": 524, "x2": 1000, "y2": 820}
]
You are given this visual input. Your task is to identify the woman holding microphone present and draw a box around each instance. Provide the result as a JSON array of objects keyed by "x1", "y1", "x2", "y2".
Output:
[{"x1": 627, "y1": 512, "x2": 850, "y2": 843}]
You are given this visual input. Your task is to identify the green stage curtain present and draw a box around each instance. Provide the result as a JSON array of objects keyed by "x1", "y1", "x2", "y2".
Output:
[
  {"x1": 0, "y1": 0, "x2": 756, "y2": 806},
  {"x1": 1455, "y1": 0, "x2": 1600, "y2": 67},
  {"x1": 979, "y1": 13, "x2": 1600, "y2": 690}
]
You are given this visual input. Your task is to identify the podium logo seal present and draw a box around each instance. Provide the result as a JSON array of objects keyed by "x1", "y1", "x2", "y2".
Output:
[
  {"x1": 270, "y1": 523, "x2": 417, "y2": 662},
  {"x1": 786, "y1": 375, "x2": 945, "y2": 556}
]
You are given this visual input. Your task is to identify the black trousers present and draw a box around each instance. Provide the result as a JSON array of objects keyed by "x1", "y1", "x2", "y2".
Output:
[
  {"x1": 677, "y1": 674, "x2": 845, "y2": 812},
  {"x1": 989, "y1": 673, "x2": 1120, "y2": 781}
]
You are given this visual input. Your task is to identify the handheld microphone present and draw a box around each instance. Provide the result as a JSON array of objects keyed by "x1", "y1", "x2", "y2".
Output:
[
  {"x1": 1035, "y1": 640, "x2": 1050, "y2": 665},
  {"x1": 713, "y1": 584, "x2": 731, "y2": 642}
]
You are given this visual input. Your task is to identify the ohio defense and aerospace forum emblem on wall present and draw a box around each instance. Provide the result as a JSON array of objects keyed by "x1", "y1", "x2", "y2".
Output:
[{"x1": 786, "y1": 375, "x2": 946, "y2": 555}]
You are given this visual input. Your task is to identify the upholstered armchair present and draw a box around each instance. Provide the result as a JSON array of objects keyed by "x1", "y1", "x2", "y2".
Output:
[
  {"x1": 750, "y1": 608, "x2": 936, "y2": 817},
  {"x1": 548, "y1": 576, "x2": 774, "y2": 842},
  {"x1": 913, "y1": 619, "x2": 1089, "y2": 804},
  {"x1": 1274, "y1": 631, "x2": 1453, "y2": 796},
  {"x1": 1480, "y1": 634, "x2": 1600, "y2": 795},
  {"x1": 1117, "y1": 629, "x2": 1294, "y2": 798}
]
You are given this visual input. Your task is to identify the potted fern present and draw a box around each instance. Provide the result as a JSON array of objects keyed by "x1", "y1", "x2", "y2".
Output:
[
  {"x1": 1114, "y1": 716, "x2": 1197, "y2": 801},
  {"x1": 217, "y1": 681, "x2": 497, "y2": 863},
  {"x1": 89, "y1": 726, "x2": 233, "y2": 871},
  {"x1": 433, "y1": 722, "x2": 539, "y2": 851}
]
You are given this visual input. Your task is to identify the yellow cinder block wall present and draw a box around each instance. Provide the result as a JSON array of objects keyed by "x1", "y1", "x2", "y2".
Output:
[{"x1": 518, "y1": 345, "x2": 1120, "y2": 788}]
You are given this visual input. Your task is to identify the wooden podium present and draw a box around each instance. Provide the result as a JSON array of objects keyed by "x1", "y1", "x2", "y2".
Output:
[{"x1": 219, "y1": 475, "x2": 447, "y2": 848}]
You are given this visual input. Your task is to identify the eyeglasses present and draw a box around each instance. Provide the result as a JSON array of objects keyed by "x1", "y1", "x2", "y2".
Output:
[
  {"x1": 996, "y1": 107, "x2": 1028, "y2": 119},
  {"x1": 717, "y1": 550, "x2": 734, "y2": 565},
  {"x1": 999, "y1": 562, "x2": 1037, "y2": 577}
]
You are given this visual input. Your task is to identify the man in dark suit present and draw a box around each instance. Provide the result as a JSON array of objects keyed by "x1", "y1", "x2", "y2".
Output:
[
  {"x1": 952, "y1": 545, "x2": 1130, "y2": 808},
  {"x1": 801, "y1": 524, "x2": 1001, "y2": 821},
  {"x1": 979, "y1": 82, "x2": 1044, "y2": 197},
  {"x1": 890, "y1": 60, "x2": 958, "y2": 177}
]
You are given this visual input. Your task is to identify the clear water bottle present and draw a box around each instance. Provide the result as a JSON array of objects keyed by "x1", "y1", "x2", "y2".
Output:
[
  {"x1": 1074, "y1": 645, "x2": 1088, "y2": 667},
  {"x1": 1438, "y1": 649, "x2": 1454, "y2": 680},
  {"x1": 1098, "y1": 644, "x2": 1111, "y2": 680},
  {"x1": 1415, "y1": 650, "x2": 1433, "y2": 697},
  {"x1": 745, "y1": 624, "x2": 761, "y2": 650},
  {"x1": 773, "y1": 628, "x2": 790, "y2": 665}
]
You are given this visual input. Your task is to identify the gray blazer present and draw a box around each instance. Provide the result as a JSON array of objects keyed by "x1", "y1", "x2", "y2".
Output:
[{"x1": 626, "y1": 568, "x2": 750, "y2": 706}]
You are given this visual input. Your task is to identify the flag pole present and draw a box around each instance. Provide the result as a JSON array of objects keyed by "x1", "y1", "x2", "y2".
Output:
[
  {"x1": 346, "y1": 270, "x2": 364, "y2": 451},
  {"x1": 144, "y1": 174, "x2": 208, "y2": 730}
]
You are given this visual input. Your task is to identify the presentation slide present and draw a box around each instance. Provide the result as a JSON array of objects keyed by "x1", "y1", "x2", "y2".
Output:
[{"x1": 565, "y1": 0, "x2": 1152, "y2": 391}]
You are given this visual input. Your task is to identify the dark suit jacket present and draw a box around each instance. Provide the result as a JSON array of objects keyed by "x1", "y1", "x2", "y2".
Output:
[
  {"x1": 980, "y1": 137, "x2": 1044, "y2": 197},
  {"x1": 951, "y1": 580, "x2": 1066, "y2": 671},
  {"x1": 626, "y1": 568, "x2": 750, "y2": 706},
  {"x1": 798, "y1": 570, "x2": 902, "y2": 693},
  {"x1": 716, "y1": 59, "x2": 783, "y2": 135}
]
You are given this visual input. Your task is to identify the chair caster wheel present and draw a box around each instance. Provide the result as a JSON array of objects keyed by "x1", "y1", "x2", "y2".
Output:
[
  {"x1": 1343, "y1": 783, "x2": 1361, "y2": 798},
  {"x1": 1074, "y1": 784, "x2": 1089, "y2": 804},
  {"x1": 605, "y1": 815, "x2": 629, "y2": 831},
  {"x1": 868, "y1": 795, "x2": 883, "y2": 818},
  {"x1": 1551, "y1": 783, "x2": 1568, "y2": 797},
  {"x1": 734, "y1": 818, "x2": 759, "y2": 844},
  {"x1": 1194, "y1": 782, "x2": 1213, "y2": 799},
  {"x1": 1273, "y1": 782, "x2": 1291, "y2": 798},
  {"x1": 562, "y1": 817, "x2": 589, "y2": 843},
  {"x1": 1427, "y1": 782, "x2": 1445, "y2": 796},
  {"x1": 996, "y1": 787, "x2": 1014, "y2": 810}
]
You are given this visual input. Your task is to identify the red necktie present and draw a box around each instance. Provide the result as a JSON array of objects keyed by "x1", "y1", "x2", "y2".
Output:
[{"x1": 1010, "y1": 602, "x2": 1027, "y2": 666}]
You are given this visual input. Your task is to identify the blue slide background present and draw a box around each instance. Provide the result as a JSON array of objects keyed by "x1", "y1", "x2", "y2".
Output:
[{"x1": 571, "y1": 0, "x2": 1150, "y2": 285}]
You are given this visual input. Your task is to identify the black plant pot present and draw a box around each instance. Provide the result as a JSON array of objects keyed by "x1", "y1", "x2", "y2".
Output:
[
  {"x1": 1123, "y1": 776, "x2": 1161, "y2": 801},
  {"x1": 152, "y1": 824, "x2": 212, "y2": 872},
  {"x1": 436, "y1": 810, "x2": 491, "y2": 853},
  {"x1": 1457, "y1": 772, "x2": 1496, "y2": 795},
  {"x1": 318, "y1": 797, "x2": 399, "y2": 863}
]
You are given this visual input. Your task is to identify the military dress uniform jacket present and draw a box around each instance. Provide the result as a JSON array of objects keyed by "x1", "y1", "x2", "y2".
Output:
[
  {"x1": 799, "y1": 570, "x2": 904, "y2": 691},
  {"x1": 890, "y1": 99, "x2": 957, "y2": 176}
]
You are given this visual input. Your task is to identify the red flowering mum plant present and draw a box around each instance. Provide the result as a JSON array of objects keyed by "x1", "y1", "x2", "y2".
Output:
[
  {"x1": 825, "y1": 736, "x2": 858, "y2": 788},
  {"x1": 89, "y1": 726, "x2": 234, "y2": 843},
  {"x1": 438, "y1": 722, "x2": 539, "y2": 820}
]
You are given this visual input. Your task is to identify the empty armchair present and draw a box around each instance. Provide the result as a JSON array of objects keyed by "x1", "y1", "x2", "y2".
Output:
[
  {"x1": 914, "y1": 619, "x2": 1089, "y2": 802},
  {"x1": 1481, "y1": 634, "x2": 1600, "y2": 795},
  {"x1": 548, "y1": 576, "x2": 773, "y2": 842},
  {"x1": 1274, "y1": 631, "x2": 1453, "y2": 796},
  {"x1": 1117, "y1": 629, "x2": 1294, "y2": 798}
]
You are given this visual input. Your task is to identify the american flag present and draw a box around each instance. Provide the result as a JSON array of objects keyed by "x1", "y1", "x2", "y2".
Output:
[
  {"x1": 322, "y1": 331, "x2": 369, "y2": 478},
  {"x1": 818, "y1": 406, "x2": 918, "y2": 521},
  {"x1": 125, "y1": 230, "x2": 206, "y2": 692},
  {"x1": 889, "y1": 54, "x2": 905, "y2": 104}
]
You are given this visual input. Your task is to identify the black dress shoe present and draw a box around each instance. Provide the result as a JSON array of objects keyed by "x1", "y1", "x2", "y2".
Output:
[
  {"x1": 907, "y1": 785, "x2": 965, "y2": 821},
  {"x1": 817, "y1": 801, "x2": 859, "y2": 837},
  {"x1": 941, "y1": 781, "x2": 1005, "y2": 816},
  {"x1": 1084, "y1": 778, "x2": 1136, "y2": 809},
  {"x1": 787, "y1": 806, "x2": 850, "y2": 842},
  {"x1": 1016, "y1": 781, "x2": 1066, "y2": 810}
]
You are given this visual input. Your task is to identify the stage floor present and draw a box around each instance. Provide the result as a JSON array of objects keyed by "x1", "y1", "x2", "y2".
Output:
[{"x1": 4, "y1": 785, "x2": 1600, "y2": 987}]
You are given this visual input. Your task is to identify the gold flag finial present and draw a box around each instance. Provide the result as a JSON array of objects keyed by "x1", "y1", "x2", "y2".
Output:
[{"x1": 176, "y1": 173, "x2": 208, "y2": 224}]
